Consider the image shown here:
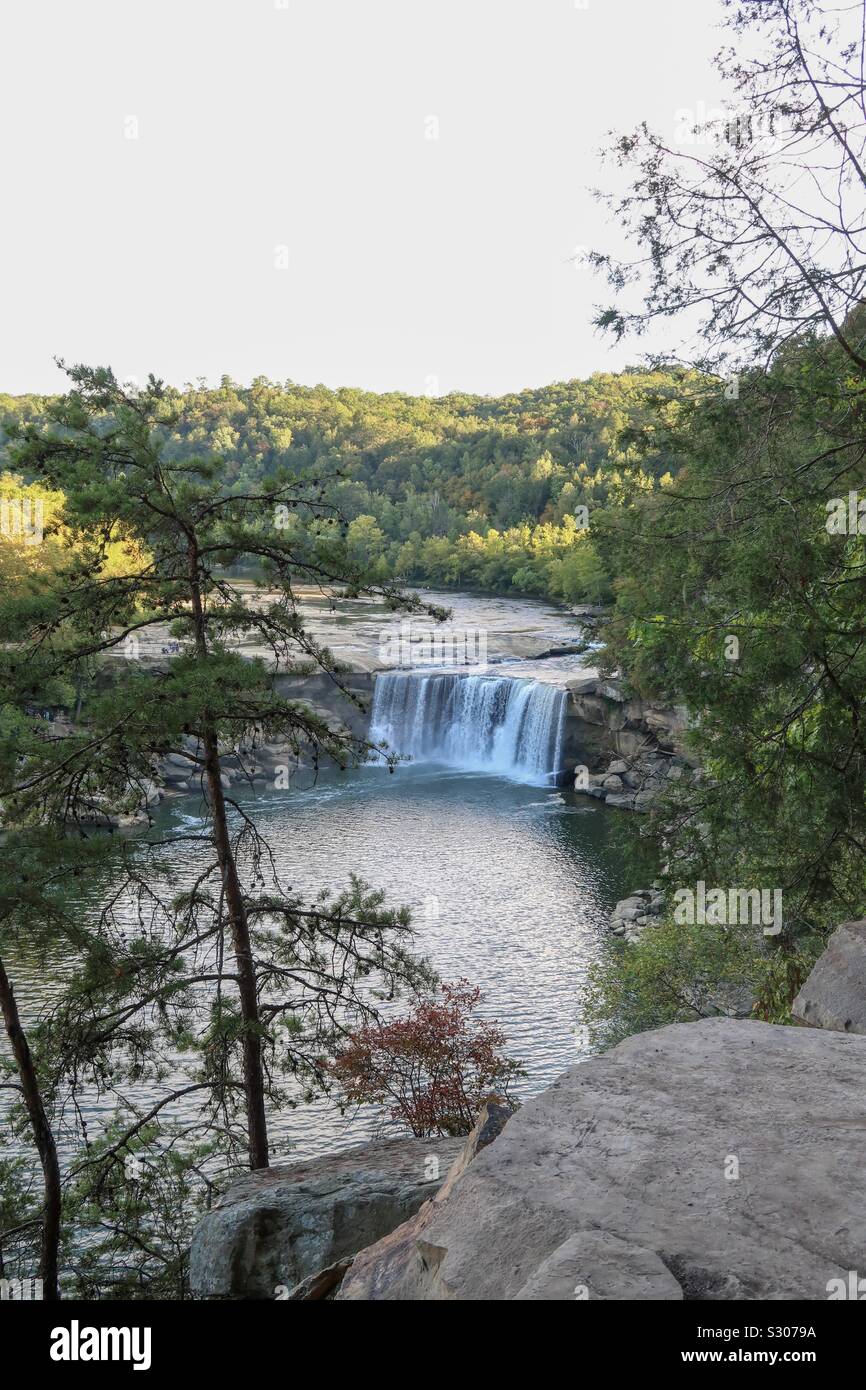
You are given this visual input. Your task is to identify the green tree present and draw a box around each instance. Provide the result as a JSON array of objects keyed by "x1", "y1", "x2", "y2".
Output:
[
  {"x1": 596, "y1": 333, "x2": 866, "y2": 935},
  {"x1": 0, "y1": 364, "x2": 437, "y2": 1292},
  {"x1": 584, "y1": 0, "x2": 866, "y2": 1025},
  {"x1": 592, "y1": 0, "x2": 866, "y2": 372}
]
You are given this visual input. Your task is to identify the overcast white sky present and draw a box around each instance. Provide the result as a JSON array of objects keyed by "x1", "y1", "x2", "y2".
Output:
[{"x1": 1, "y1": 0, "x2": 727, "y2": 397}]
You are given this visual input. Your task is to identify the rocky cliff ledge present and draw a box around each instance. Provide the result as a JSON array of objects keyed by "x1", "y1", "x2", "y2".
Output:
[
  {"x1": 562, "y1": 677, "x2": 699, "y2": 811},
  {"x1": 337, "y1": 1018, "x2": 866, "y2": 1300},
  {"x1": 792, "y1": 918, "x2": 866, "y2": 1035}
]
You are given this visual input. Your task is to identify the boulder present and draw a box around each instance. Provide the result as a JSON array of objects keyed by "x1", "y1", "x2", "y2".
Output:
[
  {"x1": 337, "y1": 1100, "x2": 512, "y2": 1301},
  {"x1": 643, "y1": 703, "x2": 690, "y2": 736},
  {"x1": 337, "y1": 1019, "x2": 866, "y2": 1300},
  {"x1": 633, "y1": 789, "x2": 659, "y2": 810},
  {"x1": 792, "y1": 919, "x2": 866, "y2": 1035},
  {"x1": 571, "y1": 694, "x2": 612, "y2": 727},
  {"x1": 611, "y1": 729, "x2": 653, "y2": 759},
  {"x1": 162, "y1": 752, "x2": 196, "y2": 775},
  {"x1": 565, "y1": 676, "x2": 599, "y2": 696},
  {"x1": 616, "y1": 905, "x2": 642, "y2": 922},
  {"x1": 189, "y1": 1134, "x2": 462, "y2": 1299},
  {"x1": 596, "y1": 681, "x2": 626, "y2": 703}
]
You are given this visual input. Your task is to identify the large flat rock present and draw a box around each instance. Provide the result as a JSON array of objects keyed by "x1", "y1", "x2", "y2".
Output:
[
  {"x1": 190, "y1": 1135, "x2": 462, "y2": 1298},
  {"x1": 336, "y1": 1100, "x2": 513, "y2": 1300},
  {"x1": 792, "y1": 919, "x2": 866, "y2": 1034},
  {"x1": 338, "y1": 1019, "x2": 866, "y2": 1300}
]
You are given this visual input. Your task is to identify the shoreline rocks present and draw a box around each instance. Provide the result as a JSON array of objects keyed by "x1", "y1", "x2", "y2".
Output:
[
  {"x1": 337, "y1": 1100, "x2": 513, "y2": 1300},
  {"x1": 609, "y1": 887, "x2": 665, "y2": 944},
  {"x1": 563, "y1": 677, "x2": 698, "y2": 813}
]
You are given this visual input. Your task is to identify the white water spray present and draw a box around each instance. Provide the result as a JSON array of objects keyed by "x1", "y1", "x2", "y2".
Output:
[{"x1": 370, "y1": 670, "x2": 567, "y2": 784}]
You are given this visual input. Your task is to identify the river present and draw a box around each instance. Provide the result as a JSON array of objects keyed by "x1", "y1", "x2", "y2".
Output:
[{"x1": 3, "y1": 590, "x2": 632, "y2": 1165}]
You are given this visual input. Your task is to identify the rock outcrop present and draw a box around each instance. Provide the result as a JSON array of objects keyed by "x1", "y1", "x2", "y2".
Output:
[
  {"x1": 792, "y1": 918, "x2": 866, "y2": 1035},
  {"x1": 563, "y1": 677, "x2": 698, "y2": 812},
  {"x1": 150, "y1": 675, "x2": 374, "y2": 799},
  {"x1": 338, "y1": 1099, "x2": 513, "y2": 1300},
  {"x1": 337, "y1": 1019, "x2": 866, "y2": 1300},
  {"x1": 189, "y1": 1134, "x2": 462, "y2": 1299}
]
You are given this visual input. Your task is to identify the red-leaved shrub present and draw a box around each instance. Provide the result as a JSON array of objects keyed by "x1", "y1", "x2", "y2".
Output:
[{"x1": 331, "y1": 980, "x2": 524, "y2": 1137}]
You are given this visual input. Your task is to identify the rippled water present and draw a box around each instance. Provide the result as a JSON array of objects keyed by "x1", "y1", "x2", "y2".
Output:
[{"x1": 5, "y1": 763, "x2": 631, "y2": 1163}]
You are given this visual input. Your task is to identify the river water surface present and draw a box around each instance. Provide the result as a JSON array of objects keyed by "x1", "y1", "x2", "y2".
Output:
[{"x1": 7, "y1": 765, "x2": 630, "y2": 1163}]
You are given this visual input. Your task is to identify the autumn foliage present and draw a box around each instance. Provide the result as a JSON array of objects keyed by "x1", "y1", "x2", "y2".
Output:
[{"x1": 331, "y1": 980, "x2": 523, "y2": 1137}]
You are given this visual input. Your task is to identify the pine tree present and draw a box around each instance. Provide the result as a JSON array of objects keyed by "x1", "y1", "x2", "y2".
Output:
[{"x1": 0, "y1": 363, "x2": 437, "y2": 1290}]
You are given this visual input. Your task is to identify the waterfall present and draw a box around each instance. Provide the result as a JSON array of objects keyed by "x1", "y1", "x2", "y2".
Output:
[{"x1": 370, "y1": 670, "x2": 567, "y2": 784}]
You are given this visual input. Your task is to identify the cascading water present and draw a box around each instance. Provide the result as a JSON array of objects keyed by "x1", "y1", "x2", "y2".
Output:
[{"x1": 369, "y1": 670, "x2": 567, "y2": 785}]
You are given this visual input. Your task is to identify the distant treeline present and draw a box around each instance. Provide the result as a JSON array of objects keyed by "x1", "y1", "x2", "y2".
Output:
[{"x1": 0, "y1": 368, "x2": 697, "y2": 604}]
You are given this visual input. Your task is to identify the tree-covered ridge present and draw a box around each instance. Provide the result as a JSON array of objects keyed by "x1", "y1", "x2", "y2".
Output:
[{"x1": 1, "y1": 369, "x2": 692, "y2": 603}]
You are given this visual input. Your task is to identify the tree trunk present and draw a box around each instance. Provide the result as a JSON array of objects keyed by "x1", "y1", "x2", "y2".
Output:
[
  {"x1": 201, "y1": 731, "x2": 270, "y2": 1169},
  {"x1": 185, "y1": 537, "x2": 270, "y2": 1170},
  {"x1": 0, "y1": 955, "x2": 61, "y2": 1298}
]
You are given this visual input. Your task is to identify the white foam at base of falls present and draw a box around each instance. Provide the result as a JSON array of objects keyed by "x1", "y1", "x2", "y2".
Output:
[{"x1": 369, "y1": 670, "x2": 567, "y2": 785}]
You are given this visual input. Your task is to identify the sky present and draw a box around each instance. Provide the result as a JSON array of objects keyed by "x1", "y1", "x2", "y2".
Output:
[{"x1": 1, "y1": 0, "x2": 727, "y2": 398}]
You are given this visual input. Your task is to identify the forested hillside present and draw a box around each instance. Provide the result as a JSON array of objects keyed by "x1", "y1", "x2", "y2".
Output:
[{"x1": 0, "y1": 369, "x2": 692, "y2": 603}]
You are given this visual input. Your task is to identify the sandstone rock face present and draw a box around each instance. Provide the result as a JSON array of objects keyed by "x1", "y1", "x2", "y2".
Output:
[
  {"x1": 338, "y1": 1019, "x2": 866, "y2": 1300},
  {"x1": 792, "y1": 919, "x2": 866, "y2": 1034},
  {"x1": 189, "y1": 1135, "x2": 462, "y2": 1299},
  {"x1": 564, "y1": 678, "x2": 697, "y2": 813},
  {"x1": 337, "y1": 1100, "x2": 513, "y2": 1301},
  {"x1": 513, "y1": 1232, "x2": 683, "y2": 1301}
]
